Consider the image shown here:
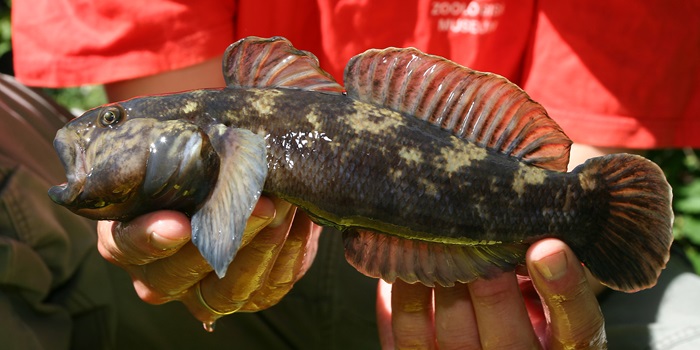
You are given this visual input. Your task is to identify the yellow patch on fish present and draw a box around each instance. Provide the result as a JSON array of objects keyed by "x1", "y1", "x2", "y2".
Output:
[
  {"x1": 578, "y1": 172, "x2": 598, "y2": 192},
  {"x1": 224, "y1": 110, "x2": 240, "y2": 122},
  {"x1": 439, "y1": 139, "x2": 488, "y2": 173},
  {"x1": 399, "y1": 147, "x2": 423, "y2": 165},
  {"x1": 345, "y1": 101, "x2": 405, "y2": 135},
  {"x1": 420, "y1": 178, "x2": 438, "y2": 197},
  {"x1": 182, "y1": 101, "x2": 199, "y2": 114},
  {"x1": 305, "y1": 108, "x2": 323, "y2": 130},
  {"x1": 389, "y1": 168, "x2": 404, "y2": 183},
  {"x1": 249, "y1": 89, "x2": 282, "y2": 115},
  {"x1": 512, "y1": 163, "x2": 548, "y2": 196}
]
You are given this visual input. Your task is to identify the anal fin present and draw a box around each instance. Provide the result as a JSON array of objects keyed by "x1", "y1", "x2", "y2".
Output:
[{"x1": 343, "y1": 230, "x2": 527, "y2": 287}]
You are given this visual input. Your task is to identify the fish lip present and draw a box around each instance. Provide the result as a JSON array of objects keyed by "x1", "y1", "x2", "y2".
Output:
[
  {"x1": 48, "y1": 179, "x2": 85, "y2": 206},
  {"x1": 49, "y1": 135, "x2": 87, "y2": 206}
]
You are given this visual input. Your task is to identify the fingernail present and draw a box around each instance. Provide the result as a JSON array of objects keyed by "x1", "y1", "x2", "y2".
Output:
[
  {"x1": 533, "y1": 250, "x2": 568, "y2": 281},
  {"x1": 150, "y1": 231, "x2": 188, "y2": 250}
]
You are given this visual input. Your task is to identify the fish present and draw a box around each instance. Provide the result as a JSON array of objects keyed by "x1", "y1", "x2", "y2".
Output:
[{"x1": 48, "y1": 36, "x2": 673, "y2": 293}]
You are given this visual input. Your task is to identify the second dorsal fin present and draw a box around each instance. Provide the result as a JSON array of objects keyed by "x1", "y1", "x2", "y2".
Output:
[
  {"x1": 223, "y1": 36, "x2": 345, "y2": 94},
  {"x1": 344, "y1": 48, "x2": 571, "y2": 172}
]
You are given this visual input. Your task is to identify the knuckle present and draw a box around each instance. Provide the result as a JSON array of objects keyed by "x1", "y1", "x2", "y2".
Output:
[
  {"x1": 133, "y1": 279, "x2": 173, "y2": 305},
  {"x1": 209, "y1": 287, "x2": 253, "y2": 311},
  {"x1": 130, "y1": 267, "x2": 186, "y2": 305},
  {"x1": 96, "y1": 240, "x2": 118, "y2": 262},
  {"x1": 244, "y1": 286, "x2": 293, "y2": 311},
  {"x1": 471, "y1": 282, "x2": 513, "y2": 307}
]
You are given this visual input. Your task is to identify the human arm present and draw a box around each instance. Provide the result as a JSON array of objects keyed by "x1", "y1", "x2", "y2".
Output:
[{"x1": 0, "y1": 74, "x2": 119, "y2": 349}]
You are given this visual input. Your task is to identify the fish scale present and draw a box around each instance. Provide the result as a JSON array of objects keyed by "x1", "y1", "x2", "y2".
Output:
[{"x1": 49, "y1": 36, "x2": 672, "y2": 293}]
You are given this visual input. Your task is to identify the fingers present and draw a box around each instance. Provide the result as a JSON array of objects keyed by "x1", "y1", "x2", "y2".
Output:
[
  {"x1": 97, "y1": 197, "x2": 278, "y2": 305},
  {"x1": 379, "y1": 239, "x2": 606, "y2": 349},
  {"x1": 390, "y1": 280, "x2": 437, "y2": 349},
  {"x1": 240, "y1": 211, "x2": 321, "y2": 311},
  {"x1": 96, "y1": 196, "x2": 317, "y2": 324},
  {"x1": 383, "y1": 274, "x2": 539, "y2": 350},
  {"x1": 376, "y1": 280, "x2": 395, "y2": 349},
  {"x1": 191, "y1": 202, "x2": 298, "y2": 319},
  {"x1": 96, "y1": 196, "x2": 276, "y2": 267},
  {"x1": 97, "y1": 210, "x2": 199, "y2": 303},
  {"x1": 133, "y1": 243, "x2": 213, "y2": 303},
  {"x1": 434, "y1": 283, "x2": 479, "y2": 349},
  {"x1": 240, "y1": 195, "x2": 277, "y2": 247},
  {"x1": 468, "y1": 272, "x2": 541, "y2": 349},
  {"x1": 97, "y1": 210, "x2": 191, "y2": 266},
  {"x1": 527, "y1": 239, "x2": 607, "y2": 349}
]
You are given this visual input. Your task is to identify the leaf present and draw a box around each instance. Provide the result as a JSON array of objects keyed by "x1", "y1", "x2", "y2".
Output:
[{"x1": 676, "y1": 197, "x2": 700, "y2": 213}]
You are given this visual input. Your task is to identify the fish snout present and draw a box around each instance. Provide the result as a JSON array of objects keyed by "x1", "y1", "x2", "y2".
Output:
[
  {"x1": 49, "y1": 131, "x2": 86, "y2": 206},
  {"x1": 48, "y1": 182, "x2": 77, "y2": 205}
]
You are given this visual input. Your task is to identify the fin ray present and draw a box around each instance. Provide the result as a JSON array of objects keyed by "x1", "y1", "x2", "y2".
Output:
[
  {"x1": 572, "y1": 154, "x2": 673, "y2": 292},
  {"x1": 344, "y1": 48, "x2": 571, "y2": 171},
  {"x1": 223, "y1": 36, "x2": 344, "y2": 94},
  {"x1": 344, "y1": 230, "x2": 527, "y2": 287},
  {"x1": 191, "y1": 126, "x2": 268, "y2": 278}
]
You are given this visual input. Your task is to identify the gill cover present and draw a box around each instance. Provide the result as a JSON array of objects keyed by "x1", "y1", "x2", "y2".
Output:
[{"x1": 143, "y1": 120, "x2": 221, "y2": 216}]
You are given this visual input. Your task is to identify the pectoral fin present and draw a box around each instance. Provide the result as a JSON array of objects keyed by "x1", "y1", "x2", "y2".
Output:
[{"x1": 191, "y1": 125, "x2": 268, "y2": 278}]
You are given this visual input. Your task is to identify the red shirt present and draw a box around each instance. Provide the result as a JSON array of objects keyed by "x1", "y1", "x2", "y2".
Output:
[{"x1": 12, "y1": 0, "x2": 700, "y2": 148}]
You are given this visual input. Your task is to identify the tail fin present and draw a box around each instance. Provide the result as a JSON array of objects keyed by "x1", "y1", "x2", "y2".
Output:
[{"x1": 572, "y1": 154, "x2": 673, "y2": 292}]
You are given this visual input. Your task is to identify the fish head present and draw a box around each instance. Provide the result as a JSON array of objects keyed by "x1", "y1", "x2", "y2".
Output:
[{"x1": 49, "y1": 101, "x2": 220, "y2": 221}]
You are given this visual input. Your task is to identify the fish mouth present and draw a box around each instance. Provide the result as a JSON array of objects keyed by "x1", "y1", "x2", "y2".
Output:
[
  {"x1": 48, "y1": 181, "x2": 84, "y2": 206},
  {"x1": 48, "y1": 131, "x2": 87, "y2": 207}
]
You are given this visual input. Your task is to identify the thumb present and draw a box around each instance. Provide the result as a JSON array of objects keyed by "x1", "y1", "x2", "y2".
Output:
[
  {"x1": 97, "y1": 210, "x2": 191, "y2": 266},
  {"x1": 527, "y1": 239, "x2": 607, "y2": 349}
]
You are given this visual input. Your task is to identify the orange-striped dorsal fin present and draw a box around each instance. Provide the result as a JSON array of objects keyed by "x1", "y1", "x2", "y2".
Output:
[
  {"x1": 223, "y1": 36, "x2": 345, "y2": 94},
  {"x1": 344, "y1": 47, "x2": 571, "y2": 171}
]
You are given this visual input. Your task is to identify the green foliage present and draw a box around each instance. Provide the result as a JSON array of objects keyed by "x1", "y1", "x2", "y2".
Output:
[
  {"x1": 0, "y1": 1, "x2": 9, "y2": 58},
  {"x1": 649, "y1": 149, "x2": 700, "y2": 273},
  {"x1": 43, "y1": 86, "x2": 107, "y2": 113}
]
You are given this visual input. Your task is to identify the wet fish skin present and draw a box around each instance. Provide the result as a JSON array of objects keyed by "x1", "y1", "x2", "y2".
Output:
[
  {"x1": 51, "y1": 87, "x2": 667, "y2": 289},
  {"x1": 50, "y1": 113, "x2": 220, "y2": 220},
  {"x1": 55, "y1": 88, "x2": 591, "y2": 242},
  {"x1": 48, "y1": 36, "x2": 673, "y2": 293}
]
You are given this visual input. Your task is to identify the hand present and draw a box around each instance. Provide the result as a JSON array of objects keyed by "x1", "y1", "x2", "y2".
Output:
[
  {"x1": 377, "y1": 239, "x2": 606, "y2": 349},
  {"x1": 96, "y1": 196, "x2": 321, "y2": 325}
]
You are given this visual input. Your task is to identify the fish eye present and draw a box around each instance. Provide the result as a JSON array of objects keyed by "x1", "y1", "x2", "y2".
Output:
[{"x1": 100, "y1": 106, "x2": 124, "y2": 127}]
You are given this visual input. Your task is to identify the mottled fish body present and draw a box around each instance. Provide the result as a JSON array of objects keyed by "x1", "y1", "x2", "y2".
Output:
[{"x1": 49, "y1": 37, "x2": 673, "y2": 292}]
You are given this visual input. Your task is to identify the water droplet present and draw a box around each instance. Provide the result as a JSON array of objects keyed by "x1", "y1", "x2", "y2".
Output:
[{"x1": 203, "y1": 321, "x2": 216, "y2": 332}]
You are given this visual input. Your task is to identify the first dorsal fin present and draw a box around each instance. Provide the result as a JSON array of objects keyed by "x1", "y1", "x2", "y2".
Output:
[
  {"x1": 344, "y1": 48, "x2": 571, "y2": 172},
  {"x1": 223, "y1": 36, "x2": 345, "y2": 94}
]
